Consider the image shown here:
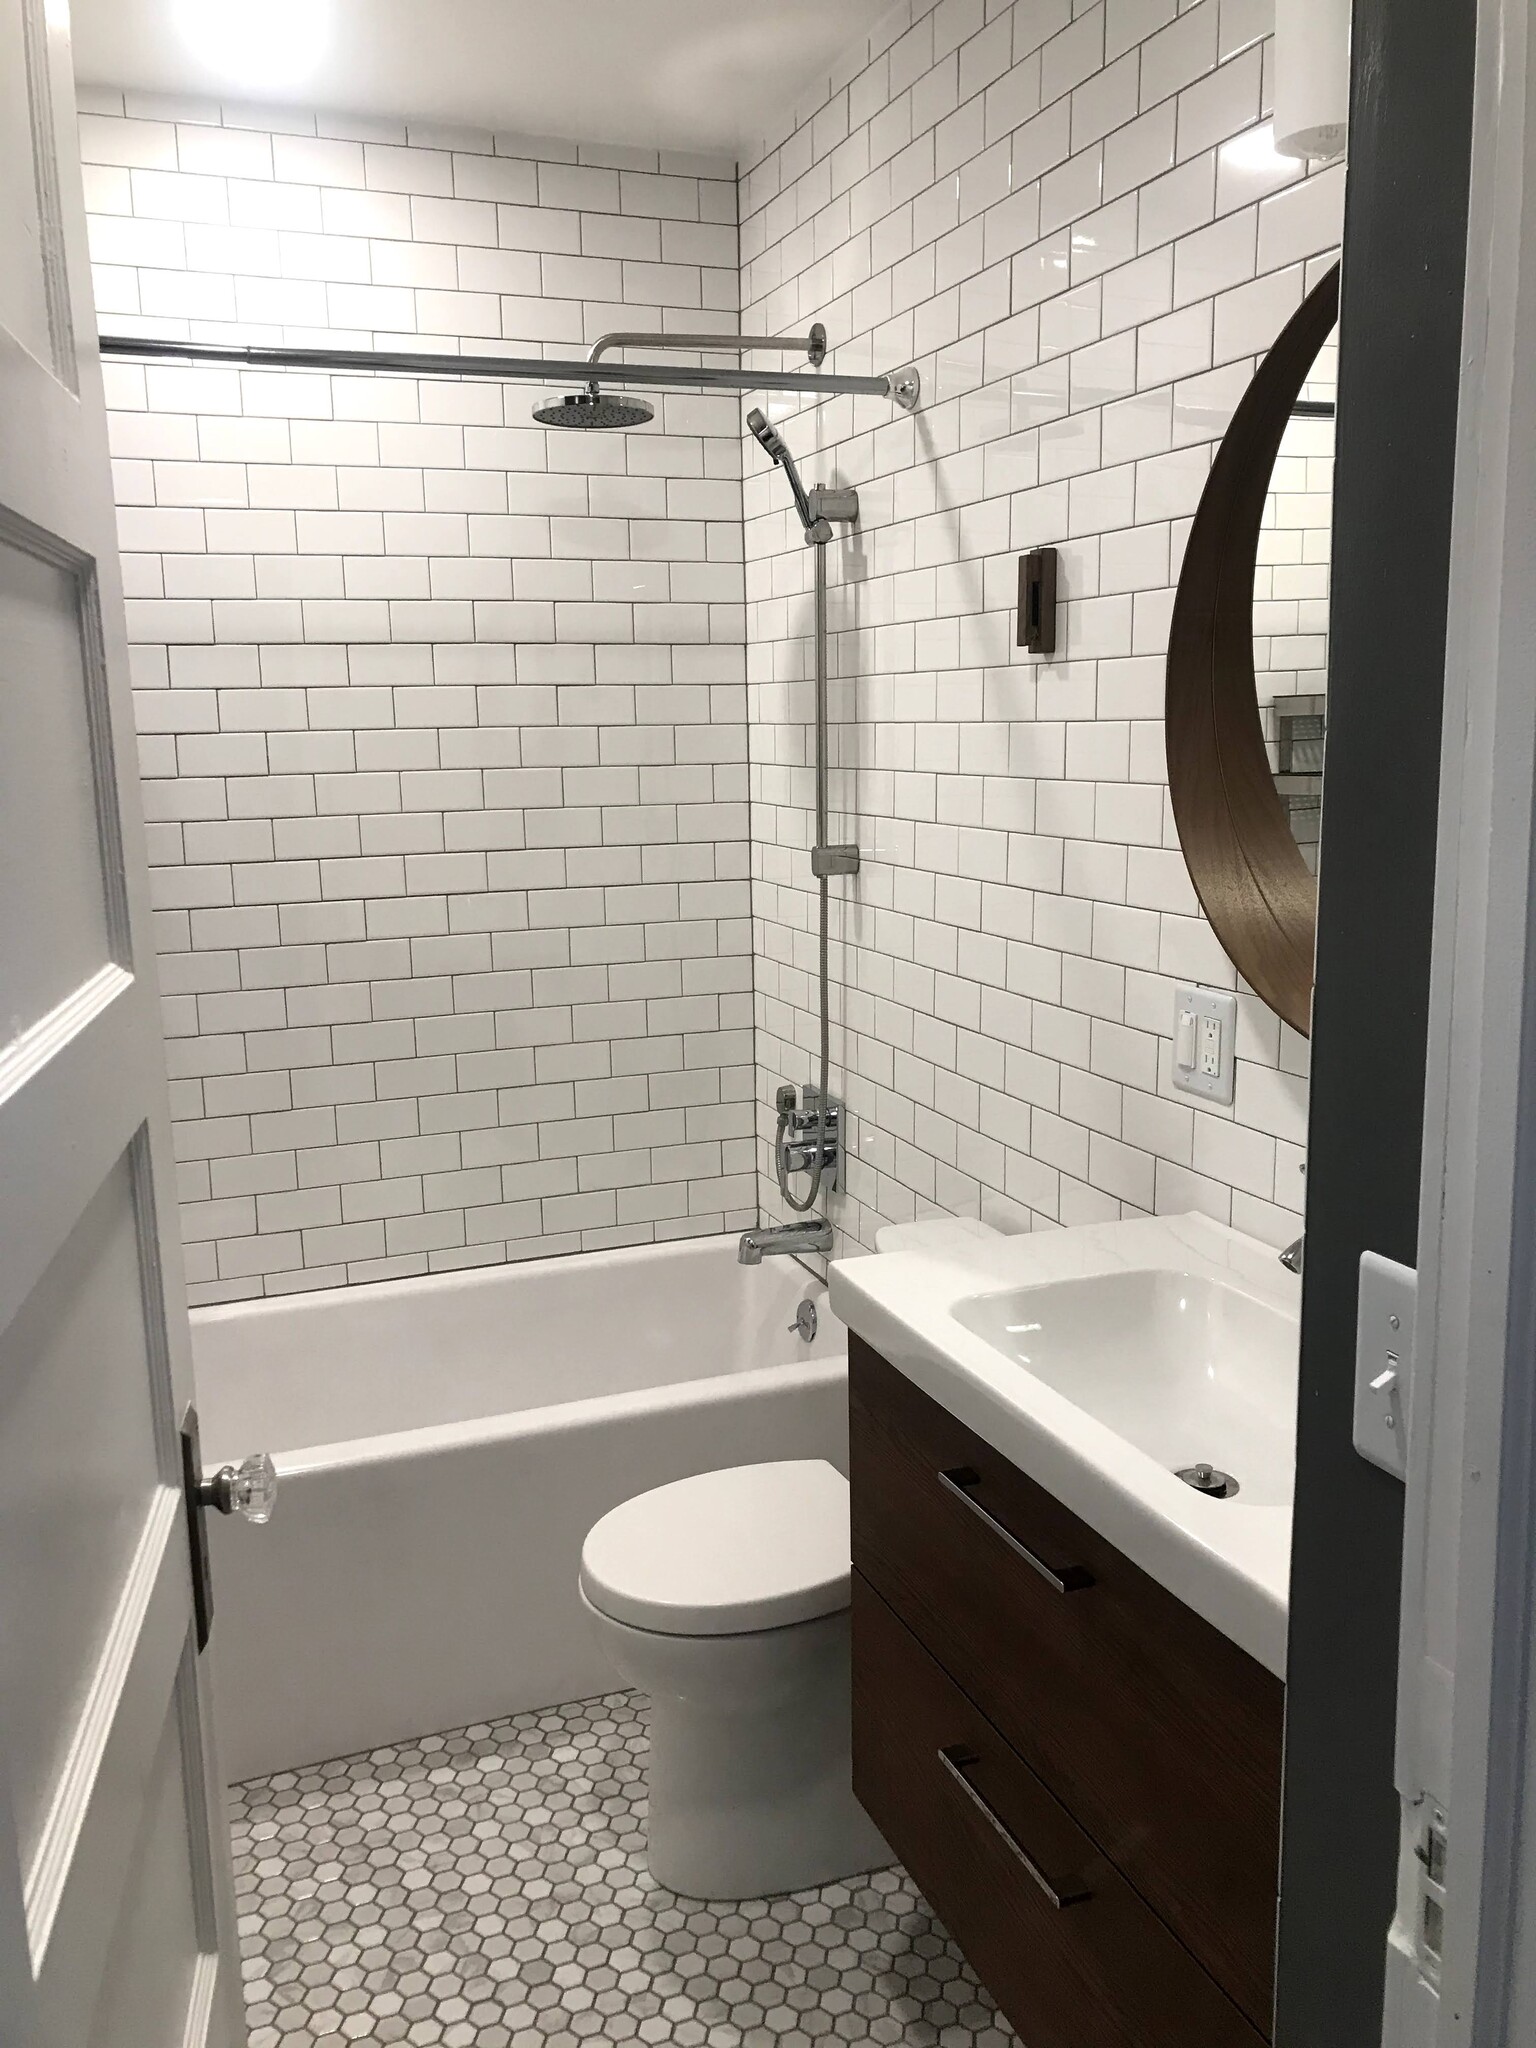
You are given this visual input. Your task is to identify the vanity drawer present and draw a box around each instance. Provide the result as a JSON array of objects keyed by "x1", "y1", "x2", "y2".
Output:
[
  {"x1": 849, "y1": 1337, "x2": 1281, "y2": 2034},
  {"x1": 852, "y1": 1574, "x2": 1265, "y2": 2048}
]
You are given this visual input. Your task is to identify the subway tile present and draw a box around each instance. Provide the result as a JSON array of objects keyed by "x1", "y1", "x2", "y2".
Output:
[
  {"x1": 78, "y1": 113, "x2": 179, "y2": 169},
  {"x1": 1213, "y1": 259, "x2": 1304, "y2": 361},
  {"x1": 364, "y1": 142, "x2": 455, "y2": 195},
  {"x1": 128, "y1": 167, "x2": 228, "y2": 223},
  {"x1": 1106, "y1": 0, "x2": 1177, "y2": 63},
  {"x1": 1140, "y1": 0, "x2": 1220, "y2": 108},
  {"x1": 1215, "y1": 120, "x2": 1302, "y2": 215},
  {"x1": 1137, "y1": 150, "x2": 1217, "y2": 249},
  {"x1": 1177, "y1": 48, "x2": 1265, "y2": 164},
  {"x1": 1172, "y1": 206, "x2": 1256, "y2": 307},
  {"x1": 1042, "y1": 6, "x2": 1107, "y2": 105},
  {"x1": 453, "y1": 154, "x2": 539, "y2": 204},
  {"x1": 1105, "y1": 102, "x2": 1178, "y2": 202},
  {"x1": 175, "y1": 123, "x2": 273, "y2": 178},
  {"x1": 1072, "y1": 54, "x2": 1141, "y2": 154},
  {"x1": 87, "y1": 28, "x2": 1323, "y2": 1289},
  {"x1": 1138, "y1": 300, "x2": 1213, "y2": 385},
  {"x1": 1257, "y1": 158, "x2": 1345, "y2": 270}
]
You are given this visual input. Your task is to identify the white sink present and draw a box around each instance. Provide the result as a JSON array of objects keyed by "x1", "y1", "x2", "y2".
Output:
[
  {"x1": 952, "y1": 1267, "x2": 1299, "y2": 1508},
  {"x1": 828, "y1": 1213, "x2": 1302, "y2": 1675}
]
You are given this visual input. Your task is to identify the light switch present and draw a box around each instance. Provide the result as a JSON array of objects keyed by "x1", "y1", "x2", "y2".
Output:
[
  {"x1": 1355, "y1": 1251, "x2": 1415, "y2": 1480},
  {"x1": 1171, "y1": 984, "x2": 1237, "y2": 1105},
  {"x1": 1175, "y1": 1008, "x2": 1197, "y2": 1071}
]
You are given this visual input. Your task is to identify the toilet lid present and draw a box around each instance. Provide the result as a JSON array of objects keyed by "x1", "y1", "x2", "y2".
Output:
[{"x1": 580, "y1": 1460, "x2": 851, "y2": 1637}]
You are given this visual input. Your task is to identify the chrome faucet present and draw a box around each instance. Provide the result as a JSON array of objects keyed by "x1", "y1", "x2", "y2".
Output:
[
  {"x1": 1280, "y1": 1235, "x2": 1304, "y2": 1275},
  {"x1": 738, "y1": 1217, "x2": 833, "y2": 1265}
]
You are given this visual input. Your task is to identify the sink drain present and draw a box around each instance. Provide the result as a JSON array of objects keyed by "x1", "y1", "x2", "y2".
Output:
[{"x1": 1175, "y1": 1462, "x2": 1240, "y2": 1499}]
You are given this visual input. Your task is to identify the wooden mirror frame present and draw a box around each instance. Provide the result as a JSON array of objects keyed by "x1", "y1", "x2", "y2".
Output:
[{"x1": 1166, "y1": 263, "x2": 1340, "y2": 1037}]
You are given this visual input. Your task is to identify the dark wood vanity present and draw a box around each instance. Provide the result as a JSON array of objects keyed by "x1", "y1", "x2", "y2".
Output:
[{"x1": 849, "y1": 1336, "x2": 1284, "y2": 2047}]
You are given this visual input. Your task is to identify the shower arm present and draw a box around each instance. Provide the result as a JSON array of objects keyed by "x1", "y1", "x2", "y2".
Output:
[
  {"x1": 97, "y1": 334, "x2": 921, "y2": 408},
  {"x1": 586, "y1": 324, "x2": 828, "y2": 370}
]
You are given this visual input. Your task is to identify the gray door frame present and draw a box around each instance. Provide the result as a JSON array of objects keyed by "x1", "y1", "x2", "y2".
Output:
[{"x1": 1385, "y1": 0, "x2": 1536, "y2": 2040}]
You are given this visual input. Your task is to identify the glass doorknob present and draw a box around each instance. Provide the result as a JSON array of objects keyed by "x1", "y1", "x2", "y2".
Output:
[{"x1": 198, "y1": 1451, "x2": 278, "y2": 1525}]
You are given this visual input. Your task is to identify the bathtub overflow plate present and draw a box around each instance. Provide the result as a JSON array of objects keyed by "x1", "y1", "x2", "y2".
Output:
[{"x1": 788, "y1": 1299, "x2": 818, "y2": 1344}]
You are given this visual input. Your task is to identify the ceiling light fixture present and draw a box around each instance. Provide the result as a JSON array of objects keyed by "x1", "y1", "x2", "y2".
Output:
[{"x1": 173, "y1": 0, "x2": 331, "y2": 93}]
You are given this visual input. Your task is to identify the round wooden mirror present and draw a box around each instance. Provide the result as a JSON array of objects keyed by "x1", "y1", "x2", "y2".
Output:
[{"x1": 1165, "y1": 263, "x2": 1340, "y2": 1037}]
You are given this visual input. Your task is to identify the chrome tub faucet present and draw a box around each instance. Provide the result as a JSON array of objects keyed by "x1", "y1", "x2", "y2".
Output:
[{"x1": 738, "y1": 1217, "x2": 834, "y2": 1265}]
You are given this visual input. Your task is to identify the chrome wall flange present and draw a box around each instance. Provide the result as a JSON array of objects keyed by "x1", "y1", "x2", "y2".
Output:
[{"x1": 888, "y1": 365, "x2": 922, "y2": 412}]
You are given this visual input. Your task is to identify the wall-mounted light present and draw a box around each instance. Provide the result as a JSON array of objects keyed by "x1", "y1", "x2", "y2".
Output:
[
  {"x1": 173, "y1": 0, "x2": 331, "y2": 94},
  {"x1": 1274, "y1": 0, "x2": 1350, "y2": 162},
  {"x1": 1017, "y1": 548, "x2": 1058, "y2": 657}
]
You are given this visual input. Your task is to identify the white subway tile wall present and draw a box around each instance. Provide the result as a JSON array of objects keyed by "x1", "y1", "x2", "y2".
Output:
[
  {"x1": 77, "y1": 91, "x2": 756, "y2": 1302},
  {"x1": 740, "y1": 0, "x2": 1340, "y2": 1256},
  {"x1": 79, "y1": 0, "x2": 1341, "y2": 1303}
]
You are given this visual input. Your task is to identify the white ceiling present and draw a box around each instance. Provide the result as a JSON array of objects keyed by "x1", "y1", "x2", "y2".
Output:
[{"x1": 68, "y1": 0, "x2": 891, "y2": 160}]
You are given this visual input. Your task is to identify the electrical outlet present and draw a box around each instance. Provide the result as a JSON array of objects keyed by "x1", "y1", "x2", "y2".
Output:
[
  {"x1": 1198, "y1": 1014, "x2": 1222, "y2": 1077},
  {"x1": 1172, "y1": 984, "x2": 1238, "y2": 1104}
]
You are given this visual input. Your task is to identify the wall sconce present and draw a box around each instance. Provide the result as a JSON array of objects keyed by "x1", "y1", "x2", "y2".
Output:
[
  {"x1": 1274, "y1": 0, "x2": 1350, "y2": 161},
  {"x1": 1017, "y1": 547, "x2": 1058, "y2": 655}
]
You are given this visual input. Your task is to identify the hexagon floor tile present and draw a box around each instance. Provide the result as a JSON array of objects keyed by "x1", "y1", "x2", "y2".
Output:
[{"x1": 229, "y1": 1688, "x2": 1019, "y2": 2047}]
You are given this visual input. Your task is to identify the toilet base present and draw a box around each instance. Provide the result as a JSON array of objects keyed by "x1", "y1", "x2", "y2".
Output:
[{"x1": 581, "y1": 1593, "x2": 890, "y2": 1900}]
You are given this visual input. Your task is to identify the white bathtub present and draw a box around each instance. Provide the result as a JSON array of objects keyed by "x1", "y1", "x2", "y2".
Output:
[{"x1": 192, "y1": 1237, "x2": 847, "y2": 1781}]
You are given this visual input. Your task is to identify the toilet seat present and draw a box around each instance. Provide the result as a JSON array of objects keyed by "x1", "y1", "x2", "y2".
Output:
[{"x1": 580, "y1": 1460, "x2": 850, "y2": 1637}]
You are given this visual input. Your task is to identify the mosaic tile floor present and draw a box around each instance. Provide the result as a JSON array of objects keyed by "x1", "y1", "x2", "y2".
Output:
[{"x1": 229, "y1": 1689, "x2": 1018, "y2": 2048}]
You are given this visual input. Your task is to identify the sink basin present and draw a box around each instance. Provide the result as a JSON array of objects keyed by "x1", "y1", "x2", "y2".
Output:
[
  {"x1": 827, "y1": 1212, "x2": 1303, "y2": 1674},
  {"x1": 952, "y1": 1267, "x2": 1299, "y2": 1508}
]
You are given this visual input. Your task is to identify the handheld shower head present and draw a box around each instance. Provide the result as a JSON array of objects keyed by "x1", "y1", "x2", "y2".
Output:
[
  {"x1": 745, "y1": 407, "x2": 829, "y2": 541},
  {"x1": 746, "y1": 407, "x2": 789, "y2": 464}
]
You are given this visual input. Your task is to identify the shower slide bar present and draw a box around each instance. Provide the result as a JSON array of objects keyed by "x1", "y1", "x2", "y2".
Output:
[{"x1": 96, "y1": 330, "x2": 922, "y2": 409}]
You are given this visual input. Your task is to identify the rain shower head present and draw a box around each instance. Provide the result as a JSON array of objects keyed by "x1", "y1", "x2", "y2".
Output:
[{"x1": 533, "y1": 387, "x2": 654, "y2": 429}]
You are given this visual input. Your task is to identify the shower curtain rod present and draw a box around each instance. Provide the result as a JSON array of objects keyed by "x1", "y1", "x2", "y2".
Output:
[{"x1": 96, "y1": 333, "x2": 921, "y2": 407}]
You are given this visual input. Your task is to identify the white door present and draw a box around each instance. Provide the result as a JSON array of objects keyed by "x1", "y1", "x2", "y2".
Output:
[{"x1": 0, "y1": 3, "x2": 247, "y2": 2044}]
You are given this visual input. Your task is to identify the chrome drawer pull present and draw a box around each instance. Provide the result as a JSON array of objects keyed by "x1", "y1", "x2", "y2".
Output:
[
  {"x1": 938, "y1": 1745, "x2": 1093, "y2": 1910},
  {"x1": 937, "y1": 1467, "x2": 1094, "y2": 1594}
]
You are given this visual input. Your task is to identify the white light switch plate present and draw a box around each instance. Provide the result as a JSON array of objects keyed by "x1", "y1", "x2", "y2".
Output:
[
  {"x1": 1171, "y1": 985, "x2": 1237, "y2": 1104},
  {"x1": 1355, "y1": 1251, "x2": 1415, "y2": 1480}
]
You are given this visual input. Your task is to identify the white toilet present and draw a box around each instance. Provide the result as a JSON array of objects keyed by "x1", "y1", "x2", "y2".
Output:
[{"x1": 579, "y1": 1459, "x2": 890, "y2": 1901}]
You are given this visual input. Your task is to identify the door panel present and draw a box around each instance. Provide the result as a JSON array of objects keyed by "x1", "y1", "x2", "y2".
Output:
[
  {"x1": 0, "y1": 0, "x2": 71, "y2": 379},
  {"x1": 0, "y1": 535, "x2": 120, "y2": 1039},
  {"x1": 28, "y1": 1490, "x2": 182, "y2": 1974},
  {"x1": 0, "y1": 1150, "x2": 165, "y2": 1867},
  {"x1": 0, "y1": 2, "x2": 246, "y2": 2043},
  {"x1": 86, "y1": 1671, "x2": 210, "y2": 2048}
]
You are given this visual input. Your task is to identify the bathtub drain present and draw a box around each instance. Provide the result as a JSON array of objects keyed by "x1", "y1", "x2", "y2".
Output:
[{"x1": 1175, "y1": 1462, "x2": 1240, "y2": 1499}]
